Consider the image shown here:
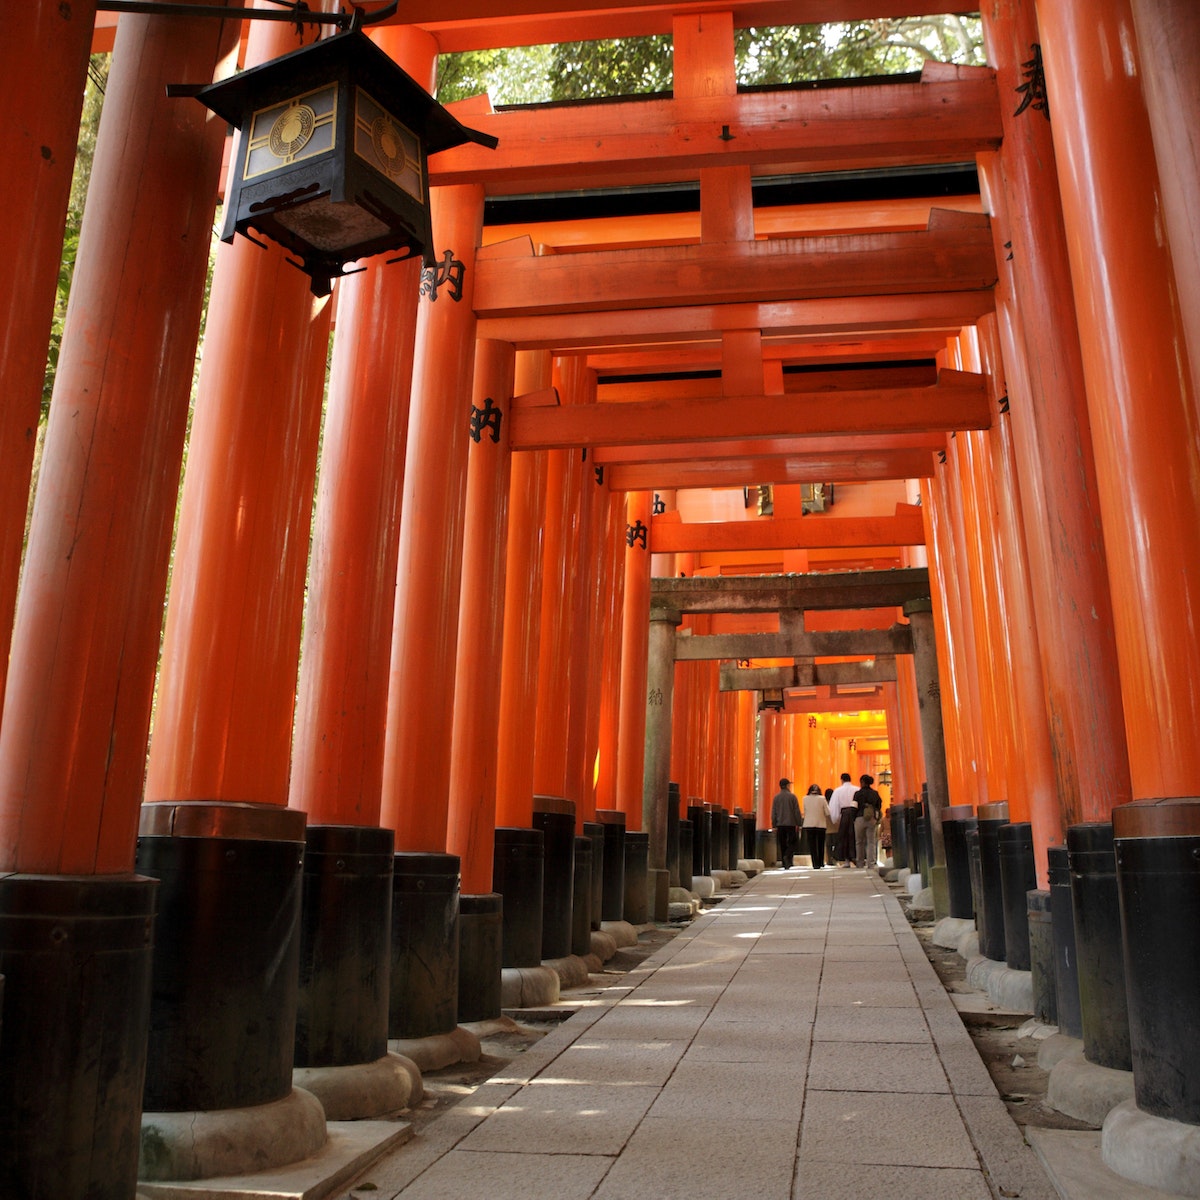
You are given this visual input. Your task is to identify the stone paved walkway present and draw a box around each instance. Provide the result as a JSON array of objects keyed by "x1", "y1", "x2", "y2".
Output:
[{"x1": 341, "y1": 866, "x2": 1060, "y2": 1200}]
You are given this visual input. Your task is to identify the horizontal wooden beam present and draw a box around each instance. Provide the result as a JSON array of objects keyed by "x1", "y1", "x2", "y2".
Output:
[
  {"x1": 652, "y1": 511, "x2": 925, "y2": 554},
  {"x1": 605, "y1": 448, "x2": 937, "y2": 489},
  {"x1": 431, "y1": 70, "x2": 1000, "y2": 191},
  {"x1": 779, "y1": 690, "x2": 887, "y2": 715},
  {"x1": 406, "y1": 4, "x2": 973, "y2": 53},
  {"x1": 476, "y1": 290, "x2": 995, "y2": 353},
  {"x1": 651, "y1": 568, "x2": 930, "y2": 614},
  {"x1": 677, "y1": 625, "x2": 913, "y2": 660},
  {"x1": 511, "y1": 369, "x2": 987, "y2": 451},
  {"x1": 720, "y1": 658, "x2": 899, "y2": 690},
  {"x1": 594, "y1": 431, "x2": 946, "y2": 466},
  {"x1": 475, "y1": 216, "x2": 996, "y2": 320}
]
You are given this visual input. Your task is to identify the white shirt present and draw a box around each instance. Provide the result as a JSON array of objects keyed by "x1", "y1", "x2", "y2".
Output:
[{"x1": 828, "y1": 781, "x2": 858, "y2": 822}]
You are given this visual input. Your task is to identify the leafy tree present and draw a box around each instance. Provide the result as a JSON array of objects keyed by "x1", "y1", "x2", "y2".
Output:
[
  {"x1": 42, "y1": 55, "x2": 109, "y2": 417},
  {"x1": 437, "y1": 15, "x2": 983, "y2": 106}
]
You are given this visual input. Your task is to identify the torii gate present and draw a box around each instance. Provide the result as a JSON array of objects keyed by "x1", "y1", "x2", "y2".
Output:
[{"x1": 641, "y1": 567, "x2": 951, "y2": 915}]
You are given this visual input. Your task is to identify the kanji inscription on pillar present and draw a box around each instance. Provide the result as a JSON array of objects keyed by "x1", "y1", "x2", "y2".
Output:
[
  {"x1": 652, "y1": 493, "x2": 666, "y2": 515},
  {"x1": 469, "y1": 396, "x2": 502, "y2": 443},
  {"x1": 420, "y1": 249, "x2": 465, "y2": 301},
  {"x1": 647, "y1": 687, "x2": 664, "y2": 707},
  {"x1": 1013, "y1": 44, "x2": 1049, "y2": 120},
  {"x1": 626, "y1": 520, "x2": 647, "y2": 549}
]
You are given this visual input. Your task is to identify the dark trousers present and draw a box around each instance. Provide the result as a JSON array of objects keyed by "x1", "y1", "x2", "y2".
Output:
[
  {"x1": 805, "y1": 826, "x2": 826, "y2": 868},
  {"x1": 776, "y1": 825, "x2": 797, "y2": 867},
  {"x1": 836, "y1": 808, "x2": 857, "y2": 862}
]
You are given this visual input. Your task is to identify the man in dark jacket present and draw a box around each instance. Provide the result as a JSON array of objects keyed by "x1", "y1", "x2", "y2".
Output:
[
  {"x1": 853, "y1": 774, "x2": 884, "y2": 868},
  {"x1": 771, "y1": 778, "x2": 802, "y2": 868}
]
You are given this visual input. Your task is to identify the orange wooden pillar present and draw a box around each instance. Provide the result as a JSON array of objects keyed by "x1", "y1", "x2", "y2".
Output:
[
  {"x1": 0, "y1": 1, "x2": 95, "y2": 718},
  {"x1": 1128, "y1": 0, "x2": 1200, "y2": 402},
  {"x1": 922, "y1": 465, "x2": 979, "y2": 810},
  {"x1": 1038, "y1": 0, "x2": 1200, "y2": 802},
  {"x1": 979, "y1": 0, "x2": 1131, "y2": 827},
  {"x1": 448, "y1": 338, "x2": 516, "y2": 892},
  {"x1": 578, "y1": 484, "x2": 622, "y2": 824},
  {"x1": 380, "y1": 182, "x2": 484, "y2": 849},
  {"x1": 614, "y1": 491, "x2": 653, "y2": 829},
  {"x1": 140, "y1": 11, "x2": 333, "y2": 1141},
  {"x1": 734, "y1": 690, "x2": 756, "y2": 819},
  {"x1": 593, "y1": 490, "x2": 626, "y2": 815},
  {"x1": 0, "y1": 8, "x2": 234, "y2": 1190},
  {"x1": 975, "y1": 310, "x2": 1061, "y2": 866},
  {"x1": 494, "y1": 352, "x2": 551, "y2": 829},
  {"x1": 531, "y1": 379, "x2": 584, "y2": 799}
]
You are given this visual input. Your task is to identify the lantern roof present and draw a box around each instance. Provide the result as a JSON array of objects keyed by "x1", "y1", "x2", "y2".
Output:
[{"x1": 193, "y1": 28, "x2": 497, "y2": 156}]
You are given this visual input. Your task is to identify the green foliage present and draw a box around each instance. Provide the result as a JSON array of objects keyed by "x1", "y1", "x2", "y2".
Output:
[
  {"x1": 42, "y1": 54, "x2": 109, "y2": 417},
  {"x1": 437, "y1": 15, "x2": 982, "y2": 107}
]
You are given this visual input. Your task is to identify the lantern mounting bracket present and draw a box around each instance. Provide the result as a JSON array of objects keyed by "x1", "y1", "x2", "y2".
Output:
[{"x1": 95, "y1": 1, "x2": 398, "y2": 35}]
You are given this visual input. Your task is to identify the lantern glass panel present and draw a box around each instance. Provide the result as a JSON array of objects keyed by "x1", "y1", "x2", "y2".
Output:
[
  {"x1": 354, "y1": 88, "x2": 423, "y2": 201},
  {"x1": 273, "y1": 198, "x2": 391, "y2": 253},
  {"x1": 244, "y1": 84, "x2": 338, "y2": 181}
]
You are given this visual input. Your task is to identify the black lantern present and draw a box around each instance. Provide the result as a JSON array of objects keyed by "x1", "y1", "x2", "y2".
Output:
[{"x1": 191, "y1": 28, "x2": 497, "y2": 295}]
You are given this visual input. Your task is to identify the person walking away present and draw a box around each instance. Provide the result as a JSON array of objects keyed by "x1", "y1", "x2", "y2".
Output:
[
  {"x1": 853, "y1": 774, "x2": 883, "y2": 868},
  {"x1": 771, "y1": 778, "x2": 802, "y2": 868},
  {"x1": 802, "y1": 784, "x2": 831, "y2": 869},
  {"x1": 828, "y1": 772, "x2": 858, "y2": 867}
]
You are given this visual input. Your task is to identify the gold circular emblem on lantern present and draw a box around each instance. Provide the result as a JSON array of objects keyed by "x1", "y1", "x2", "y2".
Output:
[
  {"x1": 370, "y1": 114, "x2": 407, "y2": 179},
  {"x1": 269, "y1": 103, "x2": 316, "y2": 158}
]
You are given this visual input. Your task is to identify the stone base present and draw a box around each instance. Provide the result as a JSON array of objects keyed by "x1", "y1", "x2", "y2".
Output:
[
  {"x1": 1046, "y1": 1046, "x2": 1136, "y2": 1127},
  {"x1": 600, "y1": 919, "x2": 639, "y2": 948},
  {"x1": 906, "y1": 872, "x2": 925, "y2": 896},
  {"x1": 668, "y1": 886, "x2": 701, "y2": 920},
  {"x1": 964, "y1": 952, "x2": 1034, "y2": 1013},
  {"x1": 293, "y1": 1052, "x2": 421, "y2": 1121},
  {"x1": 737, "y1": 858, "x2": 764, "y2": 876},
  {"x1": 689, "y1": 876, "x2": 716, "y2": 900},
  {"x1": 543, "y1": 953, "x2": 591, "y2": 989},
  {"x1": 590, "y1": 928, "x2": 617, "y2": 962},
  {"x1": 1102, "y1": 1099, "x2": 1200, "y2": 1196},
  {"x1": 140, "y1": 1087, "x2": 326, "y2": 1182},
  {"x1": 498, "y1": 965, "x2": 561, "y2": 1009},
  {"x1": 388, "y1": 1025, "x2": 481, "y2": 1073},
  {"x1": 931, "y1": 916, "x2": 976, "y2": 950},
  {"x1": 909, "y1": 886, "x2": 935, "y2": 920},
  {"x1": 1036, "y1": 1033, "x2": 1083, "y2": 1071},
  {"x1": 137, "y1": 1119, "x2": 410, "y2": 1200}
]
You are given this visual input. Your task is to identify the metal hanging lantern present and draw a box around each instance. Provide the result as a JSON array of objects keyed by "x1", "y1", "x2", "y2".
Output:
[{"x1": 191, "y1": 28, "x2": 497, "y2": 295}]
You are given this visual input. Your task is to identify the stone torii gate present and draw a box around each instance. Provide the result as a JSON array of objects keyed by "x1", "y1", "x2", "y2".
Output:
[{"x1": 642, "y1": 568, "x2": 952, "y2": 915}]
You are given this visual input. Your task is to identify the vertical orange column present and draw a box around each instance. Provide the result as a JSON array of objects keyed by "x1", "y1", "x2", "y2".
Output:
[
  {"x1": 580, "y1": 488, "x2": 622, "y2": 824},
  {"x1": 494, "y1": 352, "x2": 550, "y2": 829},
  {"x1": 447, "y1": 339, "x2": 516, "y2": 893},
  {"x1": 1, "y1": 10, "x2": 234, "y2": 871},
  {"x1": 735, "y1": 691, "x2": 756, "y2": 817},
  {"x1": 0, "y1": 1, "x2": 95, "y2": 717},
  {"x1": 1038, "y1": 0, "x2": 1200, "y2": 800},
  {"x1": 615, "y1": 491, "x2": 652, "y2": 828},
  {"x1": 922, "y1": 465, "x2": 979, "y2": 809},
  {"x1": 380, "y1": 182, "x2": 484, "y2": 850},
  {"x1": 1127, "y1": 0, "x2": 1200, "y2": 401},
  {"x1": 594, "y1": 491, "x2": 626, "y2": 814},
  {"x1": 531, "y1": 359, "x2": 584, "y2": 797},
  {"x1": 563, "y1": 367, "x2": 602, "y2": 810},
  {"x1": 980, "y1": 1, "x2": 1131, "y2": 825},
  {"x1": 288, "y1": 33, "x2": 430, "y2": 830}
]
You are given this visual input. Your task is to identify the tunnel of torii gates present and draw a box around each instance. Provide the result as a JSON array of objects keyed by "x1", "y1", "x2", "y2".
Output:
[{"x1": 2, "y1": 0, "x2": 1199, "y2": 1192}]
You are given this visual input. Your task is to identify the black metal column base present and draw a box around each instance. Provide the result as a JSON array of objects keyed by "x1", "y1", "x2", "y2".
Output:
[
  {"x1": 458, "y1": 893, "x2": 502, "y2": 1023},
  {"x1": 0, "y1": 872, "x2": 157, "y2": 1200}
]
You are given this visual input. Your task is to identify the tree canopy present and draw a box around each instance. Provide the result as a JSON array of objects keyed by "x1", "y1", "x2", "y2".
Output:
[{"x1": 436, "y1": 15, "x2": 985, "y2": 106}]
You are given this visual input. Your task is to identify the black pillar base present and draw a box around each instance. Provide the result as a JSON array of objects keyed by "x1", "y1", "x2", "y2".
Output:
[
  {"x1": 533, "y1": 796, "x2": 576, "y2": 961},
  {"x1": 493, "y1": 828, "x2": 544, "y2": 968},
  {"x1": 0, "y1": 873, "x2": 156, "y2": 1200},
  {"x1": 1048, "y1": 845, "x2": 1083, "y2": 1041},
  {"x1": 389, "y1": 851, "x2": 460, "y2": 1040},
  {"x1": 571, "y1": 837, "x2": 593, "y2": 958},
  {"x1": 136, "y1": 801, "x2": 307, "y2": 1112},
  {"x1": 596, "y1": 810, "x2": 626, "y2": 923},
  {"x1": 458, "y1": 893, "x2": 503, "y2": 1023},
  {"x1": 583, "y1": 821, "x2": 605, "y2": 931},
  {"x1": 623, "y1": 832, "x2": 649, "y2": 924},
  {"x1": 296, "y1": 824, "x2": 393, "y2": 1069},
  {"x1": 999, "y1": 822, "x2": 1037, "y2": 971},
  {"x1": 977, "y1": 804, "x2": 1010, "y2": 963}
]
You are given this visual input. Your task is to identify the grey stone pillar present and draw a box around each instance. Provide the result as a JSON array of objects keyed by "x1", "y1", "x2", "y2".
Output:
[
  {"x1": 904, "y1": 597, "x2": 952, "y2": 917},
  {"x1": 642, "y1": 605, "x2": 680, "y2": 920}
]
